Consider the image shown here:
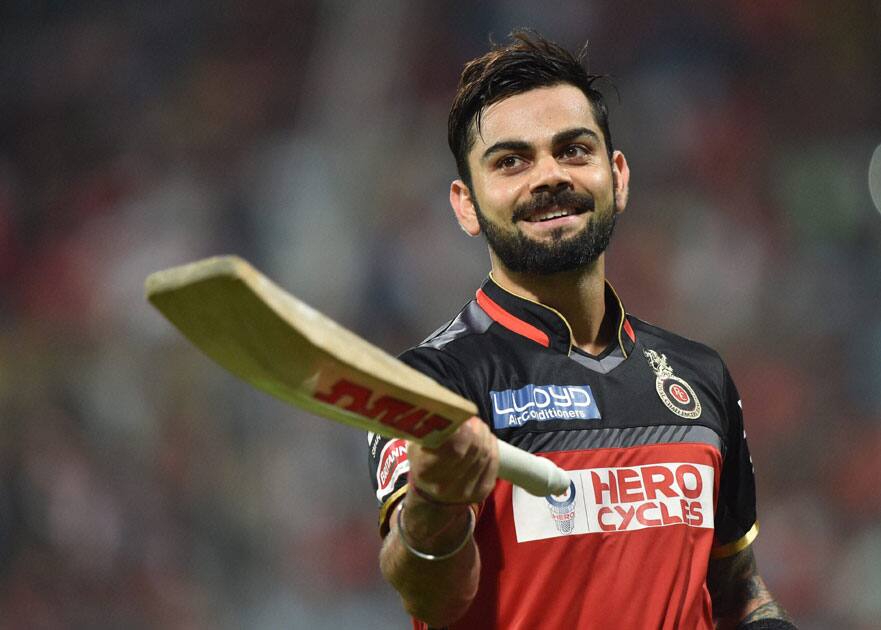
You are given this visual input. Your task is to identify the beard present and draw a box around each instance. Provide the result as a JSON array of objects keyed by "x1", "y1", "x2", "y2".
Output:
[{"x1": 474, "y1": 188, "x2": 617, "y2": 275}]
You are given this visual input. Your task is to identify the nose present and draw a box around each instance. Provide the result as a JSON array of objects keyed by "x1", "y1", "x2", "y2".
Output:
[{"x1": 529, "y1": 154, "x2": 573, "y2": 194}]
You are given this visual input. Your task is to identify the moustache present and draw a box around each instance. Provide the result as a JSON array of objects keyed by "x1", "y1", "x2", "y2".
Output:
[{"x1": 511, "y1": 190, "x2": 595, "y2": 223}]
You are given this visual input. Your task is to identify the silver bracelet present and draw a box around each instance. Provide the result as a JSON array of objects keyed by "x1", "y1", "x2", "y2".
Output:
[{"x1": 395, "y1": 502, "x2": 475, "y2": 561}]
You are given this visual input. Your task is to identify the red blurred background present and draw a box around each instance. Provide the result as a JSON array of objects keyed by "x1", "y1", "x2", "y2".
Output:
[{"x1": 1, "y1": 2, "x2": 879, "y2": 628}]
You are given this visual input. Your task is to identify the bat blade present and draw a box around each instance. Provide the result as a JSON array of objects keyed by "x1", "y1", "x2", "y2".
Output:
[
  {"x1": 146, "y1": 256, "x2": 473, "y2": 448},
  {"x1": 145, "y1": 255, "x2": 569, "y2": 496}
]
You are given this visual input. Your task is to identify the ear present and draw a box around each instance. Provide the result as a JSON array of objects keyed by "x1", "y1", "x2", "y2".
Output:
[
  {"x1": 450, "y1": 179, "x2": 481, "y2": 236},
  {"x1": 611, "y1": 150, "x2": 630, "y2": 214}
]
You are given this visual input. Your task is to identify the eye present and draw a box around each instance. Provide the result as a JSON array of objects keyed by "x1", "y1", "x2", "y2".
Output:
[
  {"x1": 559, "y1": 145, "x2": 590, "y2": 161},
  {"x1": 497, "y1": 155, "x2": 524, "y2": 170}
]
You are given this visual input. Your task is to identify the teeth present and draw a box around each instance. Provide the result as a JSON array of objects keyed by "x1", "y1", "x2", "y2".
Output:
[{"x1": 530, "y1": 210, "x2": 571, "y2": 222}]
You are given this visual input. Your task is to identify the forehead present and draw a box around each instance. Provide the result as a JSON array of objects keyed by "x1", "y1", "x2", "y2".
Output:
[{"x1": 472, "y1": 84, "x2": 599, "y2": 152}]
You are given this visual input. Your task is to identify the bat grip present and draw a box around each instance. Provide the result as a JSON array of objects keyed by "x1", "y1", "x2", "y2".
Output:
[{"x1": 497, "y1": 440, "x2": 570, "y2": 497}]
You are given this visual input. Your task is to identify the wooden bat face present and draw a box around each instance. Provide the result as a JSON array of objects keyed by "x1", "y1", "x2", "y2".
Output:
[{"x1": 145, "y1": 256, "x2": 475, "y2": 448}]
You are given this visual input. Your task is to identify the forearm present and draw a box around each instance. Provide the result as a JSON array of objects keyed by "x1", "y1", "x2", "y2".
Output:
[
  {"x1": 709, "y1": 548, "x2": 795, "y2": 629},
  {"x1": 380, "y1": 497, "x2": 480, "y2": 626},
  {"x1": 729, "y1": 576, "x2": 794, "y2": 628}
]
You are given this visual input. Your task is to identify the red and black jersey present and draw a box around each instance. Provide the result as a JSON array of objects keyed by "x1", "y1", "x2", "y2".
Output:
[{"x1": 368, "y1": 275, "x2": 758, "y2": 630}]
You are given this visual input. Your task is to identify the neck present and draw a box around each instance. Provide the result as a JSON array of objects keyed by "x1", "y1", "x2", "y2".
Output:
[{"x1": 489, "y1": 255, "x2": 614, "y2": 355}]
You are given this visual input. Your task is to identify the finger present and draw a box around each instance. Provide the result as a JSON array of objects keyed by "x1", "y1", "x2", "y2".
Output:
[
  {"x1": 455, "y1": 422, "x2": 492, "y2": 488},
  {"x1": 462, "y1": 421, "x2": 499, "y2": 500},
  {"x1": 443, "y1": 419, "x2": 498, "y2": 502},
  {"x1": 471, "y1": 439, "x2": 499, "y2": 499},
  {"x1": 414, "y1": 416, "x2": 482, "y2": 475},
  {"x1": 408, "y1": 417, "x2": 495, "y2": 503}
]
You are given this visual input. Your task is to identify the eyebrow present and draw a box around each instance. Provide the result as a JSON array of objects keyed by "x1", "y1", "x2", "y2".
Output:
[{"x1": 481, "y1": 127, "x2": 600, "y2": 162}]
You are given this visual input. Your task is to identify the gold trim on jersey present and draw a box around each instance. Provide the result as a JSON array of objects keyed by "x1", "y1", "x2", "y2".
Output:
[
  {"x1": 378, "y1": 485, "x2": 408, "y2": 534},
  {"x1": 486, "y1": 274, "x2": 631, "y2": 358},
  {"x1": 606, "y1": 281, "x2": 629, "y2": 359},
  {"x1": 710, "y1": 521, "x2": 759, "y2": 559},
  {"x1": 488, "y1": 272, "x2": 575, "y2": 356}
]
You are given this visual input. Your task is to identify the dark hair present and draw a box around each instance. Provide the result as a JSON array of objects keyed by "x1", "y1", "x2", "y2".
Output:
[{"x1": 448, "y1": 30, "x2": 613, "y2": 189}]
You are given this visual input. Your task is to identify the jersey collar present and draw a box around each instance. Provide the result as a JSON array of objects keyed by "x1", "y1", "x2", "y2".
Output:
[{"x1": 475, "y1": 274, "x2": 636, "y2": 358}]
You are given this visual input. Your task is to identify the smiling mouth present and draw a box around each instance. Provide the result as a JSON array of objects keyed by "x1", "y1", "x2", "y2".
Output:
[
  {"x1": 514, "y1": 191, "x2": 595, "y2": 224},
  {"x1": 522, "y1": 206, "x2": 586, "y2": 223}
]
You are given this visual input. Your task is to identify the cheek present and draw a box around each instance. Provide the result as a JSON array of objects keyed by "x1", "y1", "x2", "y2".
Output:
[
  {"x1": 476, "y1": 177, "x2": 524, "y2": 212},
  {"x1": 493, "y1": 181, "x2": 524, "y2": 204},
  {"x1": 581, "y1": 170, "x2": 614, "y2": 198}
]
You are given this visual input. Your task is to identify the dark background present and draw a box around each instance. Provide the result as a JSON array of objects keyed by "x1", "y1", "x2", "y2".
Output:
[{"x1": 1, "y1": 2, "x2": 880, "y2": 628}]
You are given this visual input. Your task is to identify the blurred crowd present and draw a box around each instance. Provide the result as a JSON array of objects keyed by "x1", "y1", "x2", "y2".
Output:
[{"x1": 1, "y1": 1, "x2": 879, "y2": 628}]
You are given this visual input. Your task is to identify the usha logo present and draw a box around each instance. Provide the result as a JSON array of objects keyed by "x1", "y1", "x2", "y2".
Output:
[
  {"x1": 314, "y1": 379, "x2": 453, "y2": 439},
  {"x1": 490, "y1": 384, "x2": 601, "y2": 429}
]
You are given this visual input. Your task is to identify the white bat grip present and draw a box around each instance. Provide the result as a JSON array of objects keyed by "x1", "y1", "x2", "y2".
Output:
[{"x1": 496, "y1": 440, "x2": 570, "y2": 497}]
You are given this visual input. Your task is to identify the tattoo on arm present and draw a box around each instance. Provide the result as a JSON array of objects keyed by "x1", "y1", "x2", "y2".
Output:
[
  {"x1": 708, "y1": 546, "x2": 794, "y2": 626},
  {"x1": 741, "y1": 599, "x2": 794, "y2": 624},
  {"x1": 707, "y1": 545, "x2": 755, "y2": 620}
]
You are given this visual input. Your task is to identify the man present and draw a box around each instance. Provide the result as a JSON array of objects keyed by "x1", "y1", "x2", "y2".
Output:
[{"x1": 368, "y1": 31, "x2": 795, "y2": 629}]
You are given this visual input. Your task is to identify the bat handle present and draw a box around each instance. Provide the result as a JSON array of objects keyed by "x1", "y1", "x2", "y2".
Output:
[{"x1": 497, "y1": 440, "x2": 570, "y2": 497}]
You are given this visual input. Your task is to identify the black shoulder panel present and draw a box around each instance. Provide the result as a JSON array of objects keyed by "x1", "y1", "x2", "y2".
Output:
[{"x1": 420, "y1": 300, "x2": 493, "y2": 351}]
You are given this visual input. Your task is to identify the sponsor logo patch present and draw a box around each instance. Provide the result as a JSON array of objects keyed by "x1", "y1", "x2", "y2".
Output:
[
  {"x1": 314, "y1": 378, "x2": 454, "y2": 439},
  {"x1": 546, "y1": 481, "x2": 578, "y2": 535},
  {"x1": 375, "y1": 438, "x2": 409, "y2": 501},
  {"x1": 489, "y1": 384, "x2": 601, "y2": 429},
  {"x1": 513, "y1": 462, "x2": 714, "y2": 543}
]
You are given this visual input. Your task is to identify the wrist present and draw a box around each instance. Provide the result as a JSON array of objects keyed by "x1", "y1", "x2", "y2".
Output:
[
  {"x1": 402, "y1": 489, "x2": 473, "y2": 542},
  {"x1": 396, "y1": 502, "x2": 475, "y2": 561},
  {"x1": 407, "y1": 478, "x2": 470, "y2": 506}
]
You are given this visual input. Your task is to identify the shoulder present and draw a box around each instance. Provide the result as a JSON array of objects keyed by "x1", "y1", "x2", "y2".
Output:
[
  {"x1": 414, "y1": 299, "x2": 494, "y2": 351},
  {"x1": 629, "y1": 315, "x2": 728, "y2": 380},
  {"x1": 396, "y1": 299, "x2": 495, "y2": 398},
  {"x1": 630, "y1": 315, "x2": 744, "y2": 450},
  {"x1": 399, "y1": 300, "x2": 494, "y2": 368}
]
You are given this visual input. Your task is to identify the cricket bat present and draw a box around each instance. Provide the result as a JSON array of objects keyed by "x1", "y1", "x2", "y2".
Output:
[{"x1": 145, "y1": 255, "x2": 569, "y2": 497}]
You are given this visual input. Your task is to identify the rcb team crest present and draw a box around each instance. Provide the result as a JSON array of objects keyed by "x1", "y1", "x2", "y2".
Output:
[{"x1": 644, "y1": 349, "x2": 702, "y2": 420}]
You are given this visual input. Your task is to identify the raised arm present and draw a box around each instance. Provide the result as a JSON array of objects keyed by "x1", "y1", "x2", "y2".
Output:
[
  {"x1": 379, "y1": 417, "x2": 498, "y2": 627},
  {"x1": 708, "y1": 545, "x2": 796, "y2": 629}
]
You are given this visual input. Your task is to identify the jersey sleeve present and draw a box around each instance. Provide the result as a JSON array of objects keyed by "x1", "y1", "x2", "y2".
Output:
[
  {"x1": 367, "y1": 345, "x2": 470, "y2": 536},
  {"x1": 711, "y1": 364, "x2": 759, "y2": 558}
]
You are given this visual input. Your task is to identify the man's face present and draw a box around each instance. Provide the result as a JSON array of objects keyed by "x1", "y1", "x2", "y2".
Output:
[{"x1": 453, "y1": 83, "x2": 629, "y2": 275}]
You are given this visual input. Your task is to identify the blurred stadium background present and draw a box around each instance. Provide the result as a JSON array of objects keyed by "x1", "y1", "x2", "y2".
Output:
[{"x1": 1, "y1": 1, "x2": 880, "y2": 628}]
